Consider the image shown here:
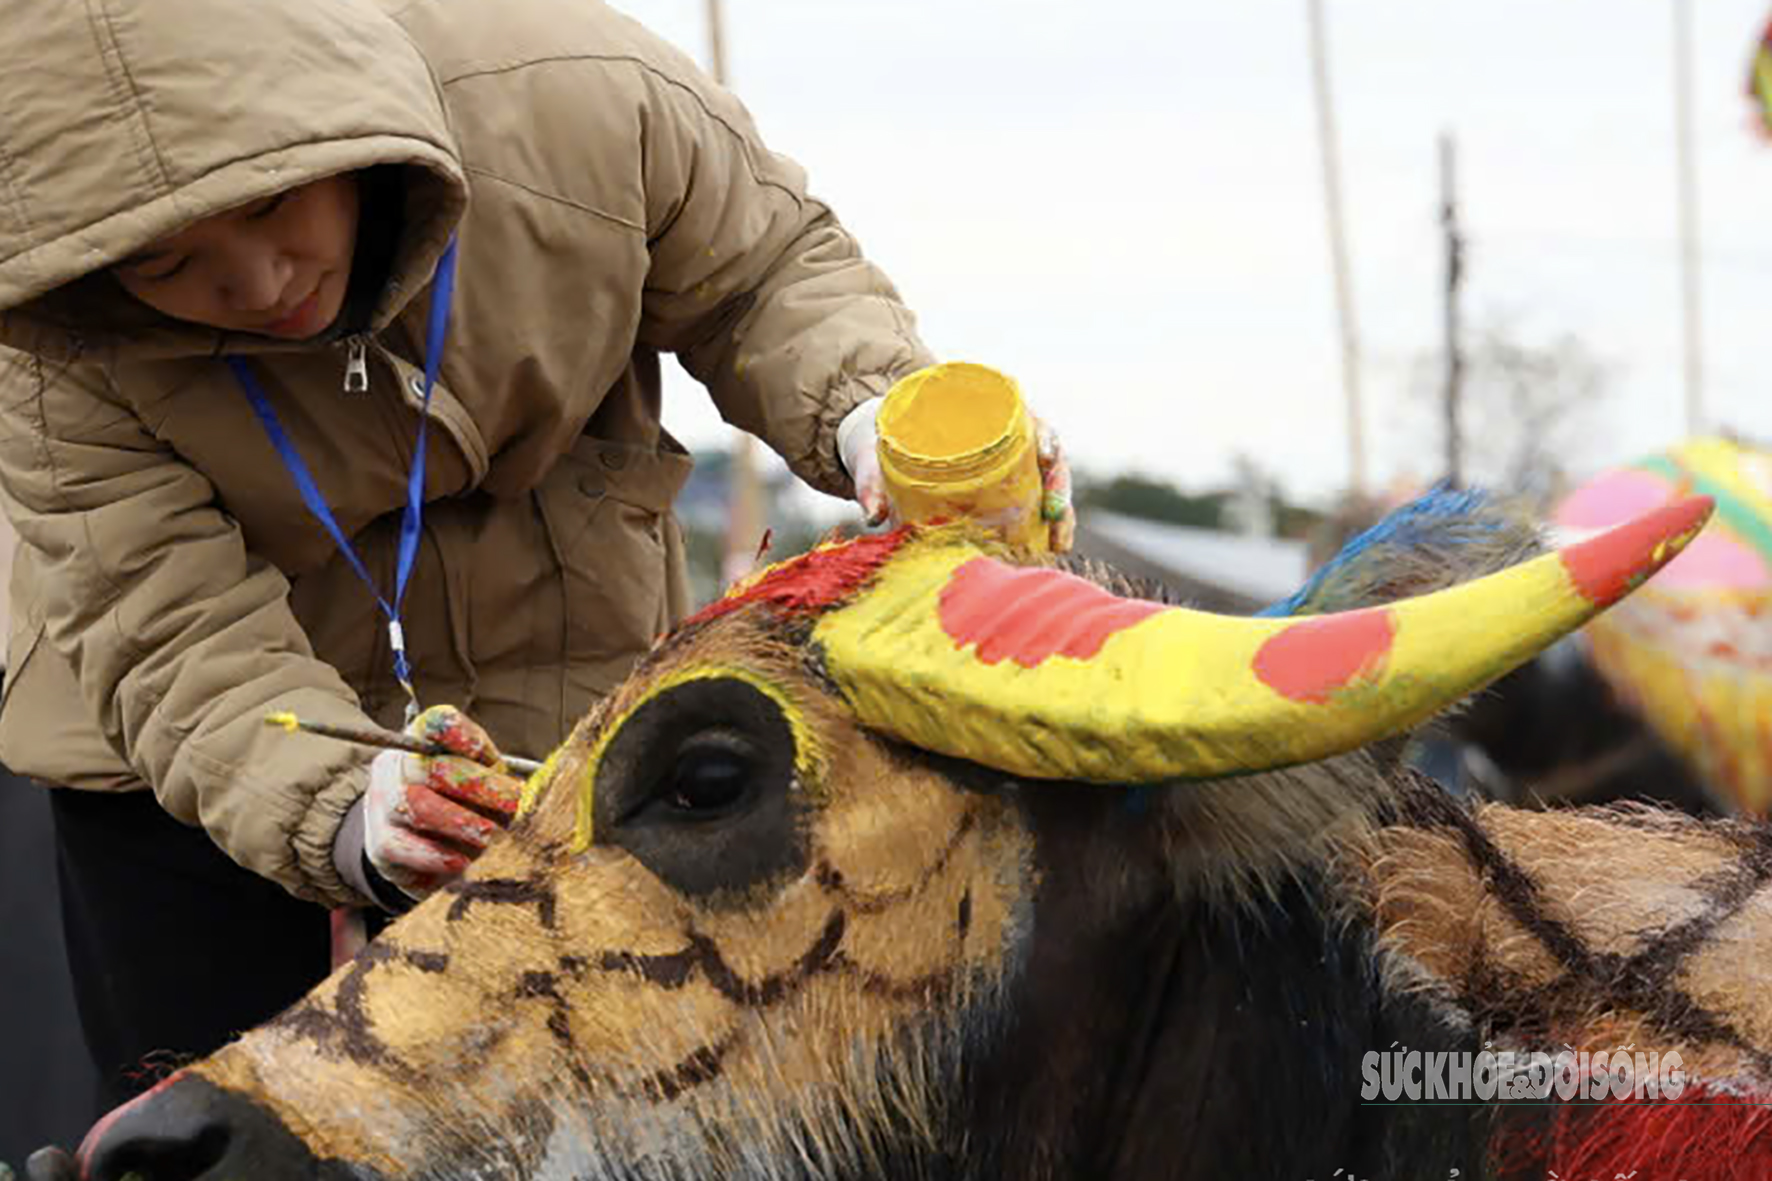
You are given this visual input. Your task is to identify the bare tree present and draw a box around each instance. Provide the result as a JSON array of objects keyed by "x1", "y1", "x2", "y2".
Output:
[{"x1": 1416, "y1": 314, "x2": 1615, "y2": 508}]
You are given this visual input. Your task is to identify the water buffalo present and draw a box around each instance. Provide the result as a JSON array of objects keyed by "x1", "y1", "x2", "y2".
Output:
[{"x1": 48, "y1": 492, "x2": 1772, "y2": 1181}]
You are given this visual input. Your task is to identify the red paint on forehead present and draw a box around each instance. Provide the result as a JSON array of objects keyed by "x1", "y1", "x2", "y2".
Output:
[
  {"x1": 938, "y1": 557, "x2": 1165, "y2": 667},
  {"x1": 1559, "y1": 495, "x2": 1715, "y2": 607},
  {"x1": 1252, "y1": 610, "x2": 1396, "y2": 704},
  {"x1": 683, "y1": 527, "x2": 918, "y2": 627}
]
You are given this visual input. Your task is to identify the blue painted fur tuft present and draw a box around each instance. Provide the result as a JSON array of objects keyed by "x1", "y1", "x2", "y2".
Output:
[{"x1": 1260, "y1": 484, "x2": 1544, "y2": 618}]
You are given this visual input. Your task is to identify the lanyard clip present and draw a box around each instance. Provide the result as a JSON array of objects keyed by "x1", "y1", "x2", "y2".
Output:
[{"x1": 388, "y1": 620, "x2": 421, "y2": 726}]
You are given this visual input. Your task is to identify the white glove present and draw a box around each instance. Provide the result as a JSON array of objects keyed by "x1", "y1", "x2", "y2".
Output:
[
  {"x1": 356, "y1": 705, "x2": 521, "y2": 902},
  {"x1": 836, "y1": 395, "x2": 1077, "y2": 552},
  {"x1": 836, "y1": 396, "x2": 891, "y2": 527}
]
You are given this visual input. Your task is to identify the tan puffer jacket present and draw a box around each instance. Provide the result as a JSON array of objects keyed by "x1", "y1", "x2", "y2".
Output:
[{"x1": 0, "y1": 0, "x2": 934, "y2": 905}]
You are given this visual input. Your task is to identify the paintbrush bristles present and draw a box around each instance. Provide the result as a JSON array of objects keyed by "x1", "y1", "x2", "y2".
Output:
[{"x1": 261, "y1": 713, "x2": 544, "y2": 775}]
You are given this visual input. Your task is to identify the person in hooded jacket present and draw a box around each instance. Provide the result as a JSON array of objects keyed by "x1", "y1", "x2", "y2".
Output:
[{"x1": 0, "y1": 0, "x2": 1075, "y2": 1110}]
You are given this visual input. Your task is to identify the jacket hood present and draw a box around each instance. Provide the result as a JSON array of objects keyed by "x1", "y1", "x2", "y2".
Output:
[{"x1": 0, "y1": 0, "x2": 469, "y2": 362}]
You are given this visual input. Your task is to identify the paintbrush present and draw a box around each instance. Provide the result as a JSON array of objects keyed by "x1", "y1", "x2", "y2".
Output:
[{"x1": 263, "y1": 711, "x2": 546, "y2": 776}]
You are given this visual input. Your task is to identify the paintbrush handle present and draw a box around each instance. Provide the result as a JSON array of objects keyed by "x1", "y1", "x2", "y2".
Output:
[{"x1": 265, "y1": 713, "x2": 545, "y2": 776}]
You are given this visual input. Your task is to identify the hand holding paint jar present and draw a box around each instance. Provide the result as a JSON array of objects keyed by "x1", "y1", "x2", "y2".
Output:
[{"x1": 840, "y1": 362, "x2": 1075, "y2": 553}]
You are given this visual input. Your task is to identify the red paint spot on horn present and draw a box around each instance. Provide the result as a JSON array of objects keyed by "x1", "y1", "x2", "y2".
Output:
[
  {"x1": 938, "y1": 558, "x2": 1165, "y2": 667},
  {"x1": 1252, "y1": 610, "x2": 1396, "y2": 704},
  {"x1": 1559, "y1": 495, "x2": 1716, "y2": 607}
]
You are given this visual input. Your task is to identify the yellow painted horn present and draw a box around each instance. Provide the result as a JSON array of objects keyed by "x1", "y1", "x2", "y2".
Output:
[{"x1": 810, "y1": 497, "x2": 1714, "y2": 782}]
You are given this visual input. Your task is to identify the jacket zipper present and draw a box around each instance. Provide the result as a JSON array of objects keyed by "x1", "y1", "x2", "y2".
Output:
[
  {"x1": 343, "y1": 336, "x2": 370, "y2": 394},
  {"x1": 345, "y1": 335, "x2": 491, "y2": 485}
]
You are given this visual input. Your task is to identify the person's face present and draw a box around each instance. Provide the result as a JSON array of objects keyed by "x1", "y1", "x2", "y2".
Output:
[{"x1": 112, "y1": 174, "x2": 360, "y2": 339}]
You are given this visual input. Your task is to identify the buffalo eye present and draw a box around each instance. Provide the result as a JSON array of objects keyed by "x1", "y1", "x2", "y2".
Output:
[
  {"x1": 664, "y1": 733, "x2": 756, "y2": 816},
  {"x1": 593, "y1": 676, "x2": 808, "y2": 902}
]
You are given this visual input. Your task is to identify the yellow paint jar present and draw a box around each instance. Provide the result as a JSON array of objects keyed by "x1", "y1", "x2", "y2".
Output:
[{"x1": 876, "y1": 362, "x2": 1048, "y2": 553}]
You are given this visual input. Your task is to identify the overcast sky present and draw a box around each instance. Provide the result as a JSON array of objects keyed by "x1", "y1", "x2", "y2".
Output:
[{"x1": 631, "y1": 0, "x2": 1772, "y2": 509}]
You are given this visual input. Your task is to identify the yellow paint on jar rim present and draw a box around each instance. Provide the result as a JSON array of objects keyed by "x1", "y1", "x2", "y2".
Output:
[{"x1": 878, "y1": 363, "x2": 1022, "y2": 462}]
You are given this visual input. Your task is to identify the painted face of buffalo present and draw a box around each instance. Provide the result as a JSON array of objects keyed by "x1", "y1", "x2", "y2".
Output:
[{"x1": 73, "y1": 500, "x2": 1712, "y2": 1181}]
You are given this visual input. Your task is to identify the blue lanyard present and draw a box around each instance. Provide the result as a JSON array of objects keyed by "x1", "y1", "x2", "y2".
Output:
[{"x1": 228, "y1": 239, "x2": 459, "y2": 723}]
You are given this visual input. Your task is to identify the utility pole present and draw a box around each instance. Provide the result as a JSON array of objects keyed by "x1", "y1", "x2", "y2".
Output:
[
  {"x1": 1305, "y1": 0, "x2": 1367, "y2": 503},
  {"x1": 1440, "y1": 132, "x2": 1465, "y2": 488},
  {"x1": 705, "y1": 0, "x2": 728, "y2": 86},
  {"x1": 1673, "y1": 0, "x2": 1704, "y2": 436},
  {"x1": 706, "y1": 0, "x2": 766, "y2": 587}
]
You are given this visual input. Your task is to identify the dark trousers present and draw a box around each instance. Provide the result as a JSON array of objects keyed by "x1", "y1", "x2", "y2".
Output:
[
  {"x1": 0, "y1": 772, "x2": 97, "y2": 1169},
  {"x1": 48, "y1": 788, "x2": 335, "y2": 1112}
]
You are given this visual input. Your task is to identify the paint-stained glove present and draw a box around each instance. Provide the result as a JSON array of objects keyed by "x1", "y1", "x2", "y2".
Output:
[
  {"x1": 332, "y1": 705, "x2": 522, "y2": 907},
  {"x1": 837, "y1": 396, "x2": 1076, "y2": 553}
]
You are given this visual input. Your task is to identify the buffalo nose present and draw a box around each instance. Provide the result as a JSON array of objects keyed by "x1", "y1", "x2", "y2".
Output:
[{"x1": 79, "y1": 1074, "x2": 348, "y2": 1181}]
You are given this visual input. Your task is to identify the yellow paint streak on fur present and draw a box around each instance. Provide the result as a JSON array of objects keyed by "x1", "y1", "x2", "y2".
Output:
[{"x1": 515, "y1": 740, "x2": 570, "y2": 819}]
